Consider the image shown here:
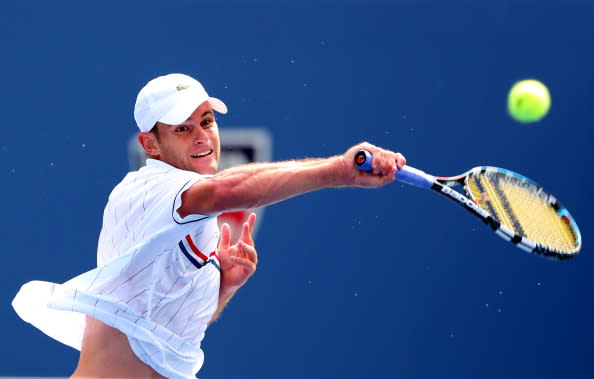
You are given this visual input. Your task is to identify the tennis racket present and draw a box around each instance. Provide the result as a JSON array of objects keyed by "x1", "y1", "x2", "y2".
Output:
[{"x1": 354, "y1": 150, "x2": 582, "y2": 259}]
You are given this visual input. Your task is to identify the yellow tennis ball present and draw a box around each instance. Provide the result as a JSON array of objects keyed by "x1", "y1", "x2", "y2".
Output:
[{"x1": 507, "y1": 79, "x2": 551, "y2": 123}]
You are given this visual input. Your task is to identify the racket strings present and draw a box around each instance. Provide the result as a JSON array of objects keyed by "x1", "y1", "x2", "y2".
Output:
[
  {"x1": 467, "y1": 173, "x2": 577, "y2": 253},
  {"x1": 470, "y1": 175, "x2": 523, "y2": 235},
  {"x1": 497, "y1": 178, "x2": 575, "y2": 251}
]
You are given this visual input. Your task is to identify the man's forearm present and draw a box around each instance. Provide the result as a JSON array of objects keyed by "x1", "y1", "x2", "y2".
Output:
[{"x1": 180, "y1": 156, "x2": 346, "y2": 217}]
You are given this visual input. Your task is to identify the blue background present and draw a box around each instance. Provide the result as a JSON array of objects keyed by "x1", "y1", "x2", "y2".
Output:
[{"x1": 1, "y1": 1, "x2": 593, "y2": 378}]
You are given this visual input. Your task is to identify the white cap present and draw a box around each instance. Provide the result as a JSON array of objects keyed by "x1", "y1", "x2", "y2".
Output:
[{"x1": 134, "y1": 73, "x2": 228, "y2": 132}]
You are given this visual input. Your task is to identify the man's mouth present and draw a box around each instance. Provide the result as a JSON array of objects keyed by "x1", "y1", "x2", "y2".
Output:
[{"x1": 191, "y1": 150, "x2": 213, "y2": 159}]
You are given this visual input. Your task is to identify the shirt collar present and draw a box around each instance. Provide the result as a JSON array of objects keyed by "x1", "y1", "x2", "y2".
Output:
[{"x1": 146, "y1": 158, "x2": 174, "y2": 169}]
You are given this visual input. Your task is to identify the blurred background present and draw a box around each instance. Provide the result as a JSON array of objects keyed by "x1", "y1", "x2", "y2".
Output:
[{"x1": 1, "y1": 0, "x2": 593, "y2": 378}]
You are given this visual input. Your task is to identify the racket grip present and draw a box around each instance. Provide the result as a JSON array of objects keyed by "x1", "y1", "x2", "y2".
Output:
[
  {"x1": 396, "y1": 166, "x2": 435, "y2": 189},
  {"x1": 354, "y1": 150, "x2": 435, "y2": 189}
]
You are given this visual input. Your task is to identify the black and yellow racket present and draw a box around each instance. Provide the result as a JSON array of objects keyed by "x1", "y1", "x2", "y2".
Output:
[{"x1": 355, "y1": 150, "x2": 582, "y2": 260}]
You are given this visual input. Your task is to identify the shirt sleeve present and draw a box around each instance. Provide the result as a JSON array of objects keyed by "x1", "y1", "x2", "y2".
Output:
[{"x1": 171, "y1": 174, "x2": 222, "y2": 224}]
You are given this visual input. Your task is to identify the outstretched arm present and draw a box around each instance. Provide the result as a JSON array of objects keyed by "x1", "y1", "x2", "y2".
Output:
[
  {"x1": 179, "y1": 142, "x2": 406, "y2": 217},
  {"x1": 209, "y1": 213, "x2": 258, "y2": 325}
]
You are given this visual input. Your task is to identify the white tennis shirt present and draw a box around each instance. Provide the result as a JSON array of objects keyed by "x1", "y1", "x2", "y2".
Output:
[{"x1": 12, "y1": 158, "x2": 222, "y2": 378}]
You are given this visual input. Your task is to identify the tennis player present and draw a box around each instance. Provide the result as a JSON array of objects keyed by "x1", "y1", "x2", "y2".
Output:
[{"x1": 12, "y1": 73, "x2": 406, "y2": 378}]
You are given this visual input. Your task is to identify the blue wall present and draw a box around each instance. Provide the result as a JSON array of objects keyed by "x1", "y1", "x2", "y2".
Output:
[{"x1": 2, "y1": 1, "x2": 593, "y2": 378}]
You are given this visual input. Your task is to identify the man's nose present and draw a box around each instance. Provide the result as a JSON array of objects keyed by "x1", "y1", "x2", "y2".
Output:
[{"x1": 192, "y1": 127, "x2": 208, "y2": 143}]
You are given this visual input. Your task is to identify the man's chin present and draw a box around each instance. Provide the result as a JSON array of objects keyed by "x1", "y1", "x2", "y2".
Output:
[{"x1": 192, "y1": 161, "x2": 217, "y2": 175}]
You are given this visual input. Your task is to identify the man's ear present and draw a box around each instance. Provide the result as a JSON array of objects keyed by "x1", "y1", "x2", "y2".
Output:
[{"x1": 138, "y1": 132, "x2": 160, "y2": 157}]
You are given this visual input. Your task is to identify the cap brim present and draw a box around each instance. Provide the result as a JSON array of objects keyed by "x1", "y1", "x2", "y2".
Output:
[
  {"x1": 208, "y1": 97, "x2": 228, "y2": 114},
  {"x1": 159, "y1": 97, "x2": 228, "y2": 126}
]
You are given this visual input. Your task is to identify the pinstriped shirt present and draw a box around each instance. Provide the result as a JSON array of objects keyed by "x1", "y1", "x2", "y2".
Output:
[{"x1": 13, "y1": 158, "x2": 222, "y2": 379}]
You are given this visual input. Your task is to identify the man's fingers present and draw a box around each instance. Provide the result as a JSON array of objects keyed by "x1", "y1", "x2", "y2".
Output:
[
  {"x1": 219, "y1": 223, "x2": 231, "y2": 249},
  {"x1": 395, "y1": 152, "x2": 406, "y2": 169},
  {"x1": 240, "y1": 213, "x2": 256, "y2": 245},
  {"x1": 367, "y1": 148, "x2": 406, "y2": 178},
  {"x1": 229, "y1": 256, "x2": 257, "y2": 271},
  {"x1": 247, "y1": 213, "x2": 257, "y2": 234},
  {"x1": 238, "y1": 240, "x2": 258, "y2": 264}
]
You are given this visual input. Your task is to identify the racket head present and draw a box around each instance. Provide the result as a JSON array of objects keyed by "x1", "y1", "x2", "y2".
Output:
[{"x1": 463, "y1": 166, "x2": 581, "y2": 259}]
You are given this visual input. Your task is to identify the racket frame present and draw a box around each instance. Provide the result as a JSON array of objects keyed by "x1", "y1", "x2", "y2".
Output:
[{"x1": 354, "y1": 150, "x2": 582, "y2": 259}]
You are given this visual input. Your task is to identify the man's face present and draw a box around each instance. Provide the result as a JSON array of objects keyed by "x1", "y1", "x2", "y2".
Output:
[{"x1": 151, "y1": 101, "x2": 221, "y2": 174}]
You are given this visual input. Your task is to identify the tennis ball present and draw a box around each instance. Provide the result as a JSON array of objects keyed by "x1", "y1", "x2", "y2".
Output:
[{"x1": 507, "y1": 79, "x2": 551, "y2": 123}]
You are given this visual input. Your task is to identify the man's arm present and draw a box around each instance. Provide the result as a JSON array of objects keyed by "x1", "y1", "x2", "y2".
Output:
[
  {"x1": 209, "y1": 213, "x2": 258, "y2": 325},
  {"x1": 179, "y1": 142, "x2": 405, "y2": 217}
]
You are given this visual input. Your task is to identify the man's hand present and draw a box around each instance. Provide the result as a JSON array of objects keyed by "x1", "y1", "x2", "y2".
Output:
[
  {"x1": 209, "y1": 213, "x2": 258, "y2": 325},
  {"x1": 338, "y1": 142, "x2": 407, "y2": 188},
  {"x1": 217, "y1": 213, "x2": 258, "y2": 298}
]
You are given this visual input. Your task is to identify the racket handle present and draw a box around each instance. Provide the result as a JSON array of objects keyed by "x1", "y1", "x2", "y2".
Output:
[{"x1": 354, "y1": 150, "x2": 435, "y2": 189}]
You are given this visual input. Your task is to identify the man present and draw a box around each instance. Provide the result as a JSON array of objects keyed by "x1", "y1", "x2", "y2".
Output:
[{"x1": 12, "y1": 73, "x2": 406, "y2": 378}]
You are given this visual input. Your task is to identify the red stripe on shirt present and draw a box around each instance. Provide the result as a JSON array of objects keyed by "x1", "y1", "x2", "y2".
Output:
[{"x1": 185, "y1": 235, "x2": 208, "y2": 261}]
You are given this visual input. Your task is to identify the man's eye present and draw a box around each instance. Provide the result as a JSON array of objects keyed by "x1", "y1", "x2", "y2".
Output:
[
  {"x1": 201, "y1": 119, "x2": 213, "y2": 127},
  {"x1": 176, "y1": 126, "x2": 188, "y2": 132}
]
